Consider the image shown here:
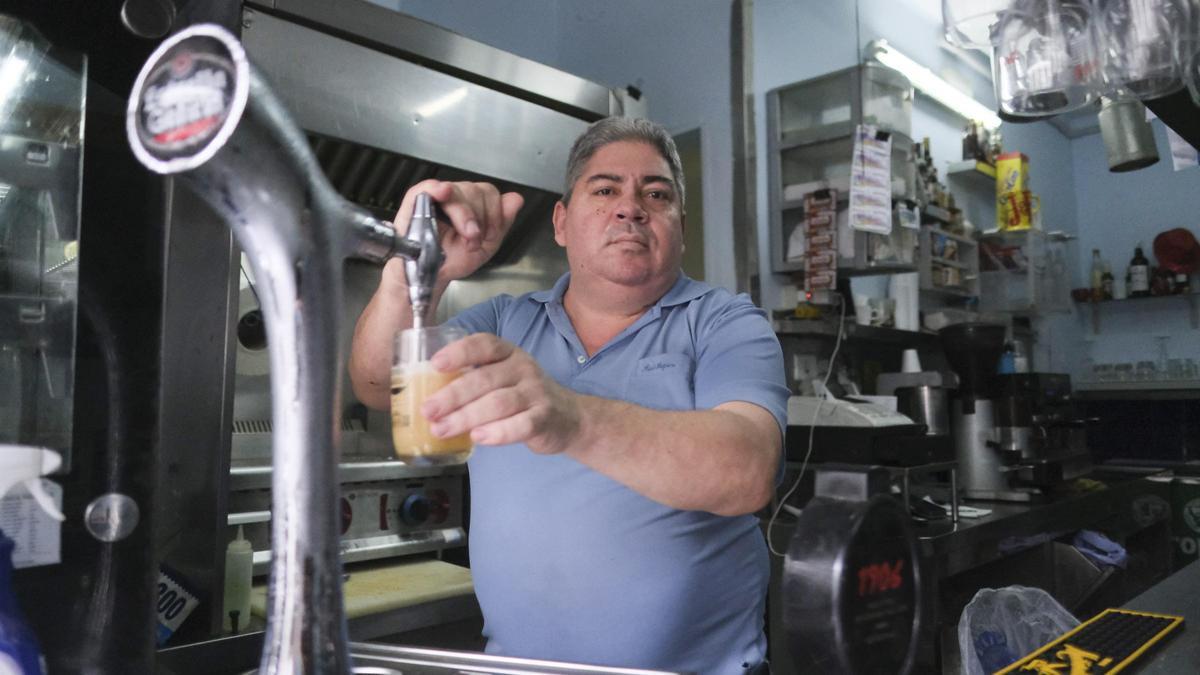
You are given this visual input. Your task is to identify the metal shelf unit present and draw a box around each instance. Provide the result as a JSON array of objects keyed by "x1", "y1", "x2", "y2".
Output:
[
  {"x1": 767, "y1": 64, "x2": 917, "y2": 278},
  {"x1": 917, "y1": 226, "x2": 979, "y2": 299}
]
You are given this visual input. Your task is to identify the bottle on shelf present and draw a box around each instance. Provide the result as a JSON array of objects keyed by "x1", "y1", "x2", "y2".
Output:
[
  {"x1": 1174, "y1": 271, "x2": 1190, "y2": 295},
  {"x1": 914, "y1": 141, "x2": 930, "y2": 209},
  {"x1": 1151, "y1": 267, "x2": 1174, "y2": 296},
  {"x1": 1012, "y1": 340, "x2": 1029, "y2": 373},
  {"x1": 1101, "y1": 260, "x2": 1114, "y2": 300},
  {"x1": 1129, "y1": 244, "x2": 1151, "y2": 297},
  {"x1": 962, "y1": 121, "x2": 976, "y2": 162},
  {"x1": 998, "y1": 342, "x2": 1017, "y2": 374},
  {"x1": 1090, "y1": 249, "x2": 1104, "y2": 301}
]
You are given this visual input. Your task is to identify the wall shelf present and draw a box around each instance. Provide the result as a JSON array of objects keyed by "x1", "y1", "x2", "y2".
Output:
[
  {"x1": 931, "y1": 256, "x2": 968, "y2": 270},
  {"x1": 946, "y1": 160, "x2": 996, "y2": 188},
  {"x1": 1074, "y1": 292, "x2": 1200, "y2": 333},
  {"x1": 774, "y1": 316, "x2": 937, "y2": 346},
  {"x1": 1075, "y1": 379, "x2": 1200, "y2": 400}
]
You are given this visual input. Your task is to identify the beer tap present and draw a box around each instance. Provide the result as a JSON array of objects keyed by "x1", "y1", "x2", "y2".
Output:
[
  {"x1": 126, "y1": 24, "x2": 441, "y2": 674},
  {"x1": 404, "y1": 193, "x2": 444, "y2": 329}
]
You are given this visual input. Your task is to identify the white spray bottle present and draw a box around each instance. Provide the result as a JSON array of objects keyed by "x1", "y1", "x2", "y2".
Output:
[{"x1": 0, "y1": 445, "x2": 65, "y2": 675}]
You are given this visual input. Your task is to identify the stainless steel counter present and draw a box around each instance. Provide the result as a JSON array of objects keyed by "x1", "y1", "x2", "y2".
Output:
[
  {"x1": 156, "y1": 593, "x2": 481, "y2": 675},
  {"x1": 910, "y1": 470, "x2": 1173, "y2": 673},
  {"x1": 916, "y1": 470, "x2": 1172, "y2": 578},
  {"x1": 1119, "y1": 559, "x2": 1200, "y2": 672}
]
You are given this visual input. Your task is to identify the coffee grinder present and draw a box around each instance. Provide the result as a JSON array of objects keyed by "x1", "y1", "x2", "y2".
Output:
[{"x1": 940, "y1": 323, "x2": 1034, "y2": 501}]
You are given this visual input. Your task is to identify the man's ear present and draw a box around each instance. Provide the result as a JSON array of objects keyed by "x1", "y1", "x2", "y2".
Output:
[{"x1": 552, "y1": 200, "x2": 568, "y2": 247}]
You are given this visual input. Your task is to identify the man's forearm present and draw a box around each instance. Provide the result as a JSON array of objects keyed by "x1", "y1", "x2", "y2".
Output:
[{"x1": 565, "y1": 398, "x2": 780, "y2": 516}]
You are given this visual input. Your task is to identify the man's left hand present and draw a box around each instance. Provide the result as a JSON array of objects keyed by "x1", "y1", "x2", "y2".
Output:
[{"x1": 421, "y1": 333, "x2": 582, "y2": 454}]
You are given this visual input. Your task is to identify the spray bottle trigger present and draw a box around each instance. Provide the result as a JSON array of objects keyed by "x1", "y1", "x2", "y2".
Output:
[{"x1": 24, "y1": 479, "x2": 64, "y2": 522}]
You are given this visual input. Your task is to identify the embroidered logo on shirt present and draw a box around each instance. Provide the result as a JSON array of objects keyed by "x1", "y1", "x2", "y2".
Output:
[{"x1": 640, "y1": 359, "x2": 678, "y2": 374}]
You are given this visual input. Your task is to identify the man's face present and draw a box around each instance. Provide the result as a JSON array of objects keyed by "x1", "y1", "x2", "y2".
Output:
[{"x1": 552, "y1": 140, "x2": 684, "y2": 291}]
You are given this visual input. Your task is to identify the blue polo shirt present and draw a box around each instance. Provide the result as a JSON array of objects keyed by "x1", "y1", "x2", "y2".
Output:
[{"x1": 448, "y1": 272, "x2": 788, "y2": 674}]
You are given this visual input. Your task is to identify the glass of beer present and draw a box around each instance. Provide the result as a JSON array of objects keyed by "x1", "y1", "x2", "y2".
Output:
[{"x1": 390, "y1": 325, "x2": 473, "y2": 465}]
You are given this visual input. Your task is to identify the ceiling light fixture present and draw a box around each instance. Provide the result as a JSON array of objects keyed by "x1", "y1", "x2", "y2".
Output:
[{"x1": 866, "y1": 39, "x2": 1002, "y2": 130}]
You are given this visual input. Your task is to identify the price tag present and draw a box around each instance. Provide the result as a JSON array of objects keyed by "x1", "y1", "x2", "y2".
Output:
[{"x1": 156, "y1": 566, "x2": 200, "y2": 647}]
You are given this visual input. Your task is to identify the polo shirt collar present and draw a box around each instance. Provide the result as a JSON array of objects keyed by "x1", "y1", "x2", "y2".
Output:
[{"x1": 529, "y1": 272, "x2": 709, "y2": 310}]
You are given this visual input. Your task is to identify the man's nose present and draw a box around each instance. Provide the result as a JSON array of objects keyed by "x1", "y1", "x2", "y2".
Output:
[{"x1": 614, "y1": 194, "x2": 648, "y2": 223}]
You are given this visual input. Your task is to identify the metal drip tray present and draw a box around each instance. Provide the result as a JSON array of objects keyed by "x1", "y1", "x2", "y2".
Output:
[
  {"x1": 345, "y1": 642, "x2": 687, "y2": 675},
  {"x1": 235, "y1": 642, "x2": 685, "y2": 674}
]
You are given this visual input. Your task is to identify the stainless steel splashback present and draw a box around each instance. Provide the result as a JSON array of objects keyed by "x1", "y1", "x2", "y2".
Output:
[{"x1": 242, "y1": 8, "x2": 590, "y2": 194}]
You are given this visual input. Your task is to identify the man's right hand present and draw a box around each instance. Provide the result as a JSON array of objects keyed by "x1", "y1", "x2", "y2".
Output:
[
  {"x1": 351, "y1": 180, "x2": 523, "y2": 411},
  {"x1": 381, "y1": 180, "x2": 525, "y2": 289}
]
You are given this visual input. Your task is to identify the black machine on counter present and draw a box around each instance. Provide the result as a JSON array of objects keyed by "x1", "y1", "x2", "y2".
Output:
[
  {"x1": 941, "y1": 323, "x2": 1092, "y2": 501},
  {"x1": 785, "y1": 394, "x2": 954, "y2": 467}
]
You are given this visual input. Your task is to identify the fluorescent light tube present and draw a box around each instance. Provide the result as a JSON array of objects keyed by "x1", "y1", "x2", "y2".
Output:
[{"x1": 867, "y1": 39, "x2": 1002, "y2": 130}]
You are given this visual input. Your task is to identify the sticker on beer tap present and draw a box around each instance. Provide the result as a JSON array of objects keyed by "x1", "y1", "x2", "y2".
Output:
[{"x1": 126, "y1": 24, "x2": 249, "y2": 174}]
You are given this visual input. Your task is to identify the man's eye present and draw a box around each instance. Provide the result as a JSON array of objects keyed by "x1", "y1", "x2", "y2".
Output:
[
  {"x1": 647, "y1": 190, "x2": 669, "y2": 200},
  {"x1": 595, "y1": 187, "x2": 614, "y2": 196}
]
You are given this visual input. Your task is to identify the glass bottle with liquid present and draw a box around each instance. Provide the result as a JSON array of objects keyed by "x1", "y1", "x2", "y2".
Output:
[
  {"x1": 1090, "y1": 249, "x2": 1104, "y2": 300},
  {"x1": 1129, "y1": 244, "x2": 1151, "y2": 297}
]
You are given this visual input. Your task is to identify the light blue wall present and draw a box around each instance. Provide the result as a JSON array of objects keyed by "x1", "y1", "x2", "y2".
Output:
[
  {"x1": 366, "y1": 0, "x2": 738, "y2": 291},
  {"x1": 1069, "y1": 121, "x2": 1200, "y2": 372}
]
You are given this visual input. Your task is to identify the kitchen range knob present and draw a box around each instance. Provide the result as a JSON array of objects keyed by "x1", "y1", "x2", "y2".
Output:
[
  {"x1": 339, "y1": 497, "x2": 352, "y2": 535},
  {"x1": 400, "y1": 494, "x2": 430, "y2": 526},
  {"x1": 429, "y1": 489, "x2": 450, "y2": 524}
]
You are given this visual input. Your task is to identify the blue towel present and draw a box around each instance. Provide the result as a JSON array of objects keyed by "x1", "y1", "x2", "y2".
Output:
[{"x1": 1073, "y1": 529, "x2": 1128, "y2": 569}]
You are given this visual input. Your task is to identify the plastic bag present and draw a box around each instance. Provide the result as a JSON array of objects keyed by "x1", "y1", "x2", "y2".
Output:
[{"x1": 957, "y1": 586, "x2": 1079, "y2": 675}]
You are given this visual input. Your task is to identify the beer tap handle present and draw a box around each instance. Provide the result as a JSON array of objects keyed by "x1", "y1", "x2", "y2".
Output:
[{"x1": 400, "y1": 192, "x2": 444, "y2": 327}]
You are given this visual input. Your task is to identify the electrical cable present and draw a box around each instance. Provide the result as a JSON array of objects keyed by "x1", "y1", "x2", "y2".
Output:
[
  {"x1": 767, "y1": 292, "x2": 847, "y2": 557},
  {"x1": 241, "y1": 264, "x2": 261, "y2": 307}
]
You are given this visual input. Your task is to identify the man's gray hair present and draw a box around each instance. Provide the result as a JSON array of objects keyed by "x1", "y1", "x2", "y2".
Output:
[{"x1": 561, "y1": 117, "x2": 685, "y2": 209}]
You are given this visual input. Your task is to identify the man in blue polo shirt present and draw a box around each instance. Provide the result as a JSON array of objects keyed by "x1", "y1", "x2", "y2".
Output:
[{"x1": 350, "y1": 117, "x2": 788, "y2": 674}]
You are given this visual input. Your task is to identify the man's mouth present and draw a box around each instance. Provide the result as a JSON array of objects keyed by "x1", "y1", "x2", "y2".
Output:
[{"x1": 609, "y1": 236, "x2": 648, "y2": 247}]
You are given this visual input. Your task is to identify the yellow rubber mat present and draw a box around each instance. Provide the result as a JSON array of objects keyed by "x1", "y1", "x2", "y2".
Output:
[{"x1": 996, "y1": 608, "x2": 1184, "y2": 675}]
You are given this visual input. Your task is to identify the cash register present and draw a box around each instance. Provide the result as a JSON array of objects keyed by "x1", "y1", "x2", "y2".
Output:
[{"x1": 786, "y1": 394, "x2": 954, "y2": 466}]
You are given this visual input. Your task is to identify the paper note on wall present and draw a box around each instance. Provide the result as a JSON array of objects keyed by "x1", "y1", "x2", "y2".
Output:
[{"x1": 849, "y1": 124, "x2": 893, "y2": 234}]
